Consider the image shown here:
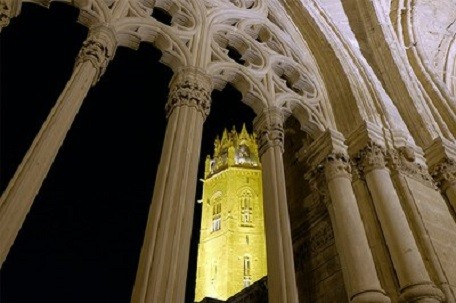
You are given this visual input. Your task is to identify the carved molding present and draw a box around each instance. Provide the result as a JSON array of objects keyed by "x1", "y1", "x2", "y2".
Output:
[
  {"x1": 387, "y1": 147, "x2": 435, "y2": 187},
  {"x1": 425, "y1": 137, "x2": 456, "y2": 172},
  {"x1": 352, "y1": 141, "x2": 435, "y2": 187},
  {"x1": 297, "y1": 129, "x2": 347, "y2": 168},
  {"x1": 431, "y1": 158, "x2": 456, "y2": 191},
  {"x1": 254, "y1": 107, "x2": 285, "y2": 156},
  {"x1": 166, "y1": 66, "x2": 213, "y2": 119},
  {"x1": 75, "y1": 25, "x2": 117, "y2": 85}
]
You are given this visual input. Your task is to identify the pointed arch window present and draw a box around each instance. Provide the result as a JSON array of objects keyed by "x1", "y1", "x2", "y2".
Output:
[{"x1": 240, "y1": 190, "x2": 253, "y2": 224}]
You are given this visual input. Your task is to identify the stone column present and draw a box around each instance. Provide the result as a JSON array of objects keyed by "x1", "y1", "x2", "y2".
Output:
[
  {"x1": 432, "y1": 159, "x2": 456, "y2": 213},
  {"x1": 253, "y1": 107, "x2": 299, "y2": 303},
  {"x1": 131, "y1": 67, "x2": 212, "y2": 303},
  {"x1": 358, "y1": 143, "x2": 444, "y2": 303},
  {"x1": 387, "y1": 149, "x2": 455, "y2": 303},
  {"x1": 318, "y1": 153, "x2": 390, "y2": 303},
  {"x1": 0, "y1": 0, "x2": 21, "y2": 32},
  {"x1": 0, "y1": 25, "x2": 117, "y2": 267},
  {"x1": 302, "y1": 129, "x2": 393, "y2": 302}
]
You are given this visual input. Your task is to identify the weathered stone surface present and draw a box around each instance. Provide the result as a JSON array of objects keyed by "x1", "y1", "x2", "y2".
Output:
[{"x1": 2, "y1": 1, "x2": 456, "y2": 303}]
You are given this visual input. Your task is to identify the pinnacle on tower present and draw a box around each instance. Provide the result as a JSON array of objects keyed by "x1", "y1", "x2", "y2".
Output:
[{"x1": 205, "y1": 125, "x2": 260, "y2": 178}]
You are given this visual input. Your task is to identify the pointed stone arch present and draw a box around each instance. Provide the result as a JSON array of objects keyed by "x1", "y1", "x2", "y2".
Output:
[{"x1": 207, "y1": 62, "x2": 267, "y2": 115}]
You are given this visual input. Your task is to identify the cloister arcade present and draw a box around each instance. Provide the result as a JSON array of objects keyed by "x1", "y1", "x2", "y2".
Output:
[{"x1": 1, "y1": 0, "x2": 456, "y2": 302}]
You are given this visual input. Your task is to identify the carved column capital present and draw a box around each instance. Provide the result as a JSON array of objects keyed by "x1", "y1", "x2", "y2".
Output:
[
  {"x1": 254, "y1": 107, "x2": 284, "y2": 156},
  {"x1": 432, "y1": 159, "x2": 456, "y2": 191},
  {"x1": 324, "y1": 153, "x2": 352, "y2": 182},
  {"x1": 387, "y1": 147, "x2": 435, "y2": 187},
  {"x1": 165, "y1": 66, "x2": 212, "y2": 119},
  {"x1": 0, "y1": 0, "x2": 21, "y2": 30},
  {"x1": 305, "y1": 153, "x2": 352, "y2": 207},
  {"x1": 75, "y1": 25, "x2": 117, "y2": 85},
  {"x1": 357, "y1": 142, "x2": 387, "y2": 174}
]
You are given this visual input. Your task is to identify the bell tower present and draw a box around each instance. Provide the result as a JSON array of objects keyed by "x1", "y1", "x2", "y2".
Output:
[{"x1": 194, "y1": 124, "x2": 267, "y2": 302}]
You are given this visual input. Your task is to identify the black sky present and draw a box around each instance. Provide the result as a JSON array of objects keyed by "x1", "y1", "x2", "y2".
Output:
[{"x1": 0, "y1": 4, "x2": 255, "y2": 303}]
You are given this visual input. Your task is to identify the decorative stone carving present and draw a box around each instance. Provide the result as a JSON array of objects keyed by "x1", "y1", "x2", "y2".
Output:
[
  {"x1": 305, "y1": 153, "x2": 352, "y2": 204},
  {"x1": 0, "y1": 0, "x2": 20, "y2": 30},
  {"x1": 166, "y1": 67, "x2": 212, "y2": 119},
  {"x1": 75, "y1": 25, "x2": 117, "y2": 85},
  {"x1": 254, "y1": 107, "x2": 285, "y2": 156},
  {"x1": 432, "y1": 158, "x2": 456, "y2": 191},
  {"x1": 357, "y1": 142, "x2": 387, "y2": 173},
  {"x1": 387, "y1": 147, "x2": 435, "y2": 187},
  {"x1": 0, "y1": 2, "x2": 11, "y2": 28},
  {"x1": 324, "y1": 153, "x2": 352, "y2": 181},
  {"x1": 4, "y1": 1, "x2": 456, "y2": 302}
]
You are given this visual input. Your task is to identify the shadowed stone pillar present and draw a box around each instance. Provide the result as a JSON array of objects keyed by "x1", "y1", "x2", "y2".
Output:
[
  {"x1": 131, "y1": 67, "x2": 212, "y2": 303},
  {"x1": 0, "y1": 25, "x2": 117, "y2": 267},
  {"x1": 358, "y1": 143, "x2": 444, "y2": 303},
  {"x1": 322, "y1": 154, "x2": 390, "y2": 303},
  {"x1": 254, "y1": 107, "x2": 299, "y2": 303},
  {"x1": 0, "y1": 0, "x2": 21, "y2": 32},
  {"x1": 302, "y1": 130, "x2": 390, "y2": 303}
]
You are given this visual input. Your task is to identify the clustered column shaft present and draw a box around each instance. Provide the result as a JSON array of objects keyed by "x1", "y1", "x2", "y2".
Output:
[
  {"x1": 358, "y1": 143, "x2": 444, "y2": 303},
  {"x1": 319, "y1": 153, "x2": 390, "y2": 303},
  {"x1": 386, "y1": 148, "x2": 455, "y2": 303},
  {"x1": 131, "y1": 67, "x2": 212, "y2": 303},
  {"x1": 0, "y1": 25, "x2": 117, "y2": 267},
  {"x1": 254, "y1": 107, "x2": 299, "y2": 303}
]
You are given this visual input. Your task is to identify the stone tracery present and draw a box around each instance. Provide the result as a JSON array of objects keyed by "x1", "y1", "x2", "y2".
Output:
[
  {"x1": 2, "y1": 1, "x2": 456, "y2": 303},
  {"x1": 75, "y1": 24, "x2": 117, "y2": 83}
]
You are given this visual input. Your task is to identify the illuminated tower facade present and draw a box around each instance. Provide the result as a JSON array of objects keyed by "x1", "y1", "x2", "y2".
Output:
[{"x1": 194, "y1": 125, "x2": 267, "y2": 302}]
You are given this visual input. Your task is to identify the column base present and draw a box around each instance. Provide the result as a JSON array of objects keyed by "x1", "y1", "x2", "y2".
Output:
[
  {"x1": 399, "y1": 283, "x2": 444, "y2": 303},
  {"x1": 351, "y1": 289, "x2": 391, "y2": 303}
]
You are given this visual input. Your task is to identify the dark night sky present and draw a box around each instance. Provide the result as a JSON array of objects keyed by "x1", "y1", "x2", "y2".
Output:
[{"x1": 0, "y1": 4, "x2": 255, "y2": 302}]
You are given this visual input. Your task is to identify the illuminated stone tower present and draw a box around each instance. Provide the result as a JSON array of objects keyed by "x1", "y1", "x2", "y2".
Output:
[{"x1": 194, "y1": 125, "x2": 267, "y2": 302}]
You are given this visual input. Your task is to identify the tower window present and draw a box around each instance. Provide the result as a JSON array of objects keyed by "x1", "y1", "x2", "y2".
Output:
[
  {"x1": 212, "y1": 203, "x2": 221, "y2": 232},
  {"x1": 243, "y1": 256, "x2": 252, "y2": 287},
  {"x1": 240, "y1": 191, "x2": 253, "y2": 224}
]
